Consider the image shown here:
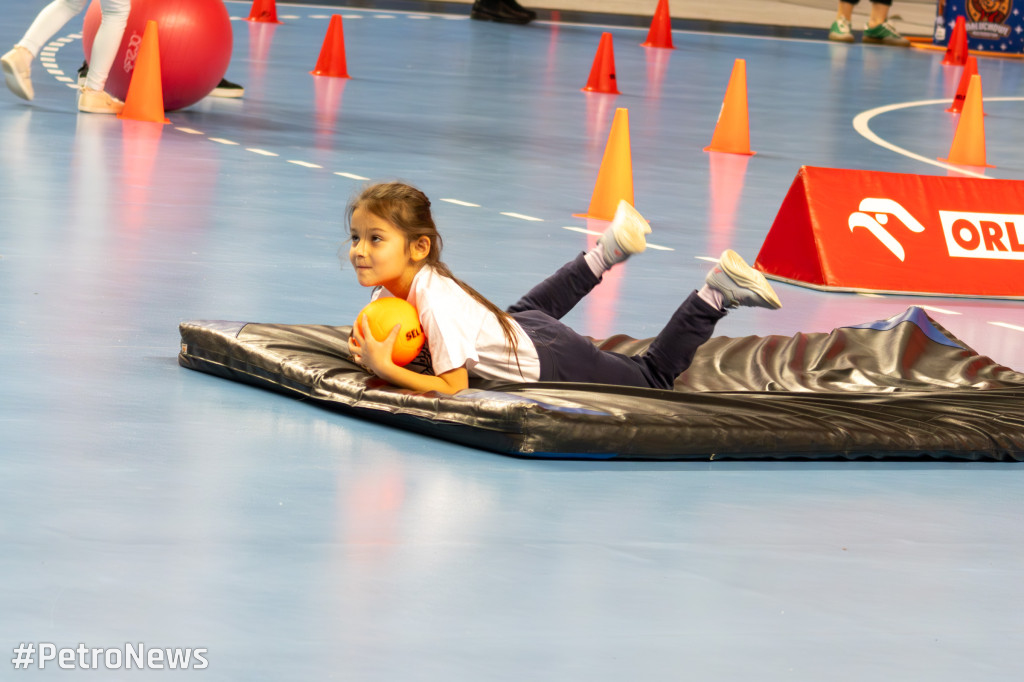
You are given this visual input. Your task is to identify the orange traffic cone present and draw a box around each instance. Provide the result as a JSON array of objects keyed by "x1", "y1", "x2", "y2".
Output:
[
  {"x1": 248, "y1": 0, "x2": 283, "y2": 23},
  {"x1": 940, "y1": 75, "x2": 994, "y2": 168},
  {"x1": 704, "y1": 58, "x2": 754, "y2": 156},
  {"x1": 582, "y1": 33, "x2": 620, "y2": 95},
  {"x1": 947, "y1": 56, "x2": 980, "y2": 113},
  {"x1": 942, "y1": 16, "x2": 968, "y2": 65},
  {"x1": 574, "y1": 108, "x2": 634, "y2": 221},
  {"x1": 118, "y1": 20, "x2": 169, "y2": 124},
  {"x1": 311, "y1": 15, "x2": 350, "y2": 78},
  {"x1": 641, "y1": 0, "x2": 675, "y2": 49}
]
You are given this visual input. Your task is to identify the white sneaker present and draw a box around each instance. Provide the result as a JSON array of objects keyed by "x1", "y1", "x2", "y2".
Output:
[
  {"x1": 596, "y1": 199, "x2": 651, "y2": 267},
  {"x1": 78, "y1": 87, "x2": 125, "y2": 115},
  {"x1": 1, "y1": 46, "x2": 34, "y2": 101},
  {"x1": 862, "y1": 20, "x2": 911, "y2": 46},
  {"x1": 706, "y1": 249, "x2": 782, "y2": 309},
  {"x1": 828, "y1": 17, "x2": 855, "y2": 43}
]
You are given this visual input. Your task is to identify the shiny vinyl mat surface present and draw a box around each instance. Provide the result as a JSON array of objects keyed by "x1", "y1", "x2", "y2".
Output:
[{"x1": 2, "y1": 2, "x2": 1024, "y2": 679}]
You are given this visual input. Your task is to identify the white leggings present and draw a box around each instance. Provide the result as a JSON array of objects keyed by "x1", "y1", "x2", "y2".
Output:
[{"x1": 17, "y1": 0, "x2": 131, "y2": 92}]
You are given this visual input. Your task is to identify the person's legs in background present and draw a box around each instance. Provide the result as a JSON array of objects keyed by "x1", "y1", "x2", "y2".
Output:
[
  {"x1": 78, "y1": 0, "x2": 130, "y2": 113},
  {"x1": 862, "y1": 0, "x2": 910, "y2": 45},
  {"x1": 1, "y1": 0, "x2": 130, "y2": 112},
  {"x1": 2, "y1": 0, "x2": 88, "y2": 101},
  {"x1": 830, "y1": 0, "x2": 910, "y2": 46}
]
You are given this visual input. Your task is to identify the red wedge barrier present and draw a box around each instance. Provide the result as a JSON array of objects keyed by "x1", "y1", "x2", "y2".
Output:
[{"x1": 756, "y1": 166, "x2": 1024, "y2": 298}]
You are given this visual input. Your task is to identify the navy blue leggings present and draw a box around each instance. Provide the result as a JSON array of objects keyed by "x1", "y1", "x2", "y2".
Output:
[{"x1": 507, "y1": 253, "x2": 725, "y2": 390}]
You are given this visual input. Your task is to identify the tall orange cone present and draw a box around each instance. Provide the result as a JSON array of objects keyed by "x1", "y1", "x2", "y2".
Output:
[
  {"x1": 311, "y1": 15, "x2": 350, "y2": 78},
  {"x1": 946, "y1": 56, "x2": 979, "y2": 113},
  {"x1": 118, "y1": 20, "x2": 169, "y2": 124},
  {"x1": 582, "y1": 33, "x2": 620, "y2": 95},
  {"x1": 248, "y1": 0, "x2": 283, "y2": 24},
  {"x1": 641, "y1": 0, "x2": 675, "y2": 49},
  {"x1": 942, "y1": 16, "x2": 968, "y2": 65},
  {"x1": 704, "y1": 58, "x2": 755, "y2": 156},
  {"x1": 574, "y1": 108, "x2": 633, "y2": 221},
  {"x1": 939, "y1": 75, "x2": 994, "y2": 168}
]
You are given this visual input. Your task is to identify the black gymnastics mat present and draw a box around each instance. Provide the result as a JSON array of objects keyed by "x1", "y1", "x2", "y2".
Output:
[{"x1": 178, "y1": 307, "x2": 1024, "y2": 461}]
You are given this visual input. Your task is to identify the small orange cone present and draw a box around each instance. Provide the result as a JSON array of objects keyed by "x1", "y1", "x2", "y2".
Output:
[
  {"x1": 118, "y1": 20, "x2": 169, "y2": 124},
  {"x1": 939, "y1": 75, "x2": 994, "y2": 168},
  {"x1": 946, "y1": 56, "x2": 980, "y2": 114},
  {"x1": 942, "y1": 16, "x2": 968, "y2": 66},
  {"x1": 582, "y1": 33, "x2": 620, "y2": 95},
  {"x1": 641, "y1": 0, "x2": 675, "y2": 49},
  {"x1": 311, "y1": 15, "x2": 350, "y2": 78},
  {"x1": 248, "y1": 0, "x2": 283, "y2": 24},
  {"x1": 704, "y1": 58, "x2": 755, "y2": 156},
  {"x1": 574, "y1": 108, "x2": 634, "y2": 221}
]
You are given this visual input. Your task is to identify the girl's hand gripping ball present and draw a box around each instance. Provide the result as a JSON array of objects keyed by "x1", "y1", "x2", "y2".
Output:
[{"x1": 354, "y1": 298, "x2": 425, "y2": 366}]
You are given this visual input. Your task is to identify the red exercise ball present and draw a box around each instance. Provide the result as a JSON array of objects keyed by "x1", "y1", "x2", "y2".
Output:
[{"x1": 82, "y1": 0, "x2": 233, "y2": 111}]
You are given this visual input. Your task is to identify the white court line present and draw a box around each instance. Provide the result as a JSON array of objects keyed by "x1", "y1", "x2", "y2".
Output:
[
  {"x1": 501, "y1": 212, "x2": 543, "y2": 221},
  {"x1": 917, "y1": 305, "x2": 961, "y2": 315},
  {"x1": 55, "y1": 76, "x2": 73, "y2": 83},
  {"x1": 441, "y1": 198, "x2": 480, "y2": 207},
  {"x1": 373, "y1": 15, "x2": 397, "y2": 19},
  {"x1": 176, "y1": 127, "x2": 204, "y2": 134},
  {"x1": 288, "y1": 160, "x2": 322, "y2": 168},
  {"x1": 852, "y1": 97, "x2": 1024, "y2": 177},
  {"x1": 562, "y1": 226, "x2": 673, "y2": 250},
  {"x1": 335, "y1": 172, "x2": 369, "y2": 180},
  {"x1": 562, "y1": 226, "x2": 598, "y2": 235},
  {"x1": 208, "y1": 138, "x2": 239, "y2": 145},
  {"x1": 246, "y1": 148, "x2": 279, "y2": 156},
  {"x1": 989, "y1": 321, "x2": 1024, "y2": 333}
]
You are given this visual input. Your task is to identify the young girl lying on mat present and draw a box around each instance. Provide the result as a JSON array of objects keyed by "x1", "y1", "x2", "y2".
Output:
[{"x1": 346, "y1": 182, "x2": 781, "y2": 395}]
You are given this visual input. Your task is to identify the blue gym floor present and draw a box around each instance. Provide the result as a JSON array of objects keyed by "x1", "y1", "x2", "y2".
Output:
[{"x1": 3, "y1": 1, "x2": 1024, "y2": 679}]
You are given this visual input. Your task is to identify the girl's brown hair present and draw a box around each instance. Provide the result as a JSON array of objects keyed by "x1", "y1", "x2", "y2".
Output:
[{"x1": 347, "y1": 182, "x2": 522, "y2": 367}]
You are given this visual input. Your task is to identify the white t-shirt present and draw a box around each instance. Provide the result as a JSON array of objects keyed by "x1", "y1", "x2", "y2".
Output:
[{"x1": 371, "y1": 266, "x2": 541, "y2": 382}]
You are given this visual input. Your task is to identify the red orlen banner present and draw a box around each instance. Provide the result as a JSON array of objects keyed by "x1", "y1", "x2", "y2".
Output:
[{"x1": 755, "y1": 166, "x2": 1024, "y2": 298}]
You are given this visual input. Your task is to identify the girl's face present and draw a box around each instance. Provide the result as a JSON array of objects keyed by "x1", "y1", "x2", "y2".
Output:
[{"x1": 349, "y1": 207, "x2": 428, "y2": 298}]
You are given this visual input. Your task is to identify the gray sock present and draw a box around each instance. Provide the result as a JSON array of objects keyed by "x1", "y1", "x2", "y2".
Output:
[
  {"x1": 584, "y1": 246, "x2": 610, "y2": 278},
  {"x1": 697, "y1": 284, "x2": 725, "y2": 311}
]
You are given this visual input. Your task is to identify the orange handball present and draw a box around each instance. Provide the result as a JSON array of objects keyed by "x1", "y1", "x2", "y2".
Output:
[{"x1": 355, "y1": 297, "x2": 425, "y2": 366}]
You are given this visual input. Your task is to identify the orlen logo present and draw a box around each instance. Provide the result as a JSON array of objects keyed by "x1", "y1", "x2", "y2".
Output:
[
  {"x1": 848, "y1": 198, "x2": 925, "y2": 262},
  {"x1": 940, "y1": 211, "x2": 1024, "y2": 260},
  {"x1": 849, "y1": 198, "x2": 1024, "y2": 262},
  {"x1": 122, "y1": 31, "x2": 143, "y2": 74}
]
